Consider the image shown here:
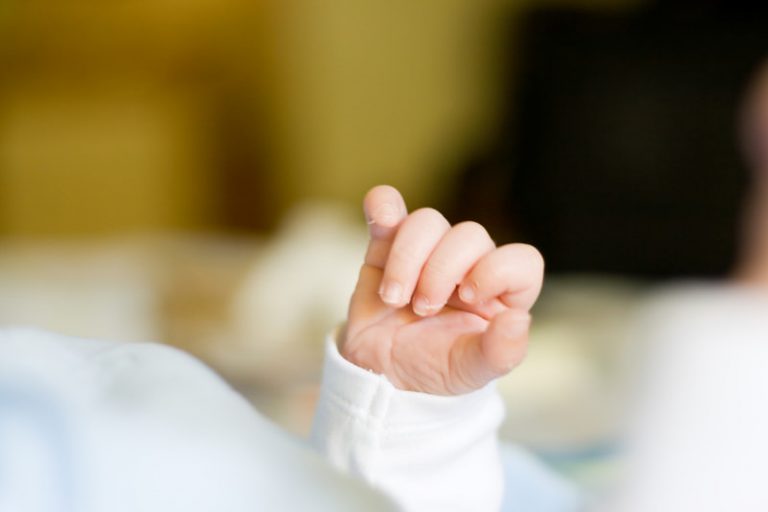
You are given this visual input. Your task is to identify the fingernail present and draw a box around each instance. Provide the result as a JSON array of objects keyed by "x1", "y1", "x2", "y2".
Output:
[
  {"x1": 372, "y1": 203, "x2": 398, "y2": 226},
  {"x1": 379, "y1": 281, "x2": 403, "y2": 305},
  {"x1": 412, "y1": 296, "x2": 430, "y2": 316},
  {"x1": 459, "y1": 282, "x2": 477, "y2": 303}
]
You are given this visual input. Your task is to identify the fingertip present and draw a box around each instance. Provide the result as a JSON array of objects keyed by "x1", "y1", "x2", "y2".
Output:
[
  {"x1": 365, "y1": 184, "x2": 400, "y2": 201},
  {"x1": 363, "y1": 185, "x2": 406, "y2": 227},
  {"x1": 458, "y1": 280, "x2": 479, "y2": 303},
  {"x1": 506, "y1": 243, "x2": 545, "y2": 277},
  {"x1": 412, "y1": 294, "x2": 444, "y2": 317},
  {"x1": 483, "y1": 309, "x2": 531, "y2": 374},
  {"x1": 495, "y1": 309, "x2": 531, "y2": 337},
  {"x1": 372, "y1": 203, "x2": 400, "y2": 227},
  {"x1": 378, "y1": 280, "x2": 405, "y2": 306}
]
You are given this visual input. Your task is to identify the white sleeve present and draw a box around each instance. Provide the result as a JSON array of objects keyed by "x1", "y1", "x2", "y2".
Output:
[{"x1": 310, "y1": 333, "x2": 505, "y2": 512}]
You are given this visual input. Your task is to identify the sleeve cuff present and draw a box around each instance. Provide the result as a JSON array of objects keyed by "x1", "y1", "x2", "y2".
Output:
[
  {"x1": 310, "y1": 329, "x2": 505, "y2": 511},
  {"x1": 315, "y1": 329, "x2": 504, "y2": 433}
]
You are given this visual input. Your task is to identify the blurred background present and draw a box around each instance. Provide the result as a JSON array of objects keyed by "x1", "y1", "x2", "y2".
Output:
[{"x1": 2, "y1": 0, "x2": 768, "y2": 493}]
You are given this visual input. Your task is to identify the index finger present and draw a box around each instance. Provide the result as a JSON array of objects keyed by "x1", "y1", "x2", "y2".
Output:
[{"x1": 363, "y1": 185, "x2": 408, "y2": 268}]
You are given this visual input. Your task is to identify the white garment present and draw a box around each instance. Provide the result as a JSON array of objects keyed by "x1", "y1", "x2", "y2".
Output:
[
  {"x1": 606, "y1": 285, "x2": 768, "y2": 511},
  {"x1": 0, "y1": 327, "x2": 545, "y2": 512},
  {"x1": 0, "y1": 328, "x2": 394, "y2": 512},
  {"x1": 311, "y1": 335, "x2": 506, "y2": 512}
]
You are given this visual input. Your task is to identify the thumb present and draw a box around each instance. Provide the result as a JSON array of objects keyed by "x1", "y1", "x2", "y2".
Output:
[
  {"x1": 448, "y1": 309, "x2": 530, "y2": 392},
  {"x1": 477, "y1": 309, "x2": 531, "y2": 379}
]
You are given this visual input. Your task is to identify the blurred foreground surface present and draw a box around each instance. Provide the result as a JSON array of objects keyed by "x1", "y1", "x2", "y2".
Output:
[{"x1": 0, "y1": 202, "x2": 651, "y2": 491}]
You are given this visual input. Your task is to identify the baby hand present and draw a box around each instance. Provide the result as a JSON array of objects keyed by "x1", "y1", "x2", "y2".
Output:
[{"x1": 341, "y1": 185, "x2": 544, "y2": 395}]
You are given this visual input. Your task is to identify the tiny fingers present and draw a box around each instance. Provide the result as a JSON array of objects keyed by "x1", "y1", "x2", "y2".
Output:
[
  {"x1": 458, "y1": 244, "x2": 544, "y2": 311},
  {"x1": 412, "y1": 221, "x2": 495, "y2": 316},
  {"x1": 363, "y1": 186, "x2": 545, "y2": 318},
  {"x1": 379, "y1": 208, "x2": 451, "y2": 307}
]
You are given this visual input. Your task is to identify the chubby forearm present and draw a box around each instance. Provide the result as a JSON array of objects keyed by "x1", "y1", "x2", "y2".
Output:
[{"x1": 311, "y1": 333, "x2": 505, "y2": 512}]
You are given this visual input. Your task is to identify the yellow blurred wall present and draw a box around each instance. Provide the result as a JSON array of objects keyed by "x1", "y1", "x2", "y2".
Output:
[
  {"x1": 0, "y1": 0, "x2": 640, "y2": 236},
  {"x1": 262, "y1": 0, "x2": 643, "y2": 211}
]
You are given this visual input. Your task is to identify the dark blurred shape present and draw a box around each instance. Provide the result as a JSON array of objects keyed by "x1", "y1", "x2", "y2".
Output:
[{"x1": 453, "y1": 2, "x2": 768, "y2": 278}]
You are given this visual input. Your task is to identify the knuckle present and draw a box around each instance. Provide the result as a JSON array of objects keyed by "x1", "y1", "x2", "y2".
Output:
[
  {"x1": 422, "y1": 256, "x2": 452, "y2": 280},
  {"x1": 501, "y1": 243, "x2": 545, "y2": 273},
  {"x1": 389, "y1": 243, "x2": 421, "y2": 266},
  {"x1": 452, "y1": 221, "x2": 495, "y2": 250},
  {"x1": 454, "y1": 220, "x2": 488, "y2": 237},
  {"x1": 485, "y1": 262, "x2": 509, "y2": 283},
  {"x1": 410, "y1": 207, "x2": 449, "y2": 228}
]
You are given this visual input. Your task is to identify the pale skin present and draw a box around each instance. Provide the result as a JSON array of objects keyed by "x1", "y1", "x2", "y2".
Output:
[{"x1": 340, "y1": 185, "x2": 545, "y2": 395}]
